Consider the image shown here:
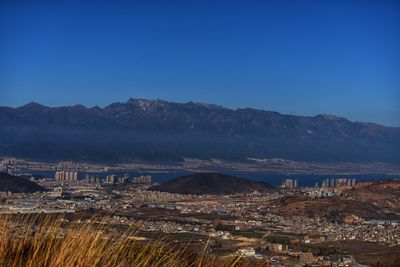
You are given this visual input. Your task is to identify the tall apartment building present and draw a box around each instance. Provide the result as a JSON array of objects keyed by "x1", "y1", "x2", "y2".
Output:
[
  {"x1": 54, "y1": 171, "x2": 64, "y2": 181},
  {"x1": 106, "y1": 174, "x2": 117, "y2": 185}
]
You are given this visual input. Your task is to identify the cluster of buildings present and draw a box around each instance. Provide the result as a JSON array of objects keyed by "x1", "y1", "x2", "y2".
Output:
[
  {"x1": 54, "y1": 171, "x2": 78, "y2": 181},
  {"x1": 282, "y1": 177, "x2": 357, "y2": 190},
  {"x1": 305, "y1": 188, "x2": 341, "y2": 198},
  {"x1": 84, "y1": 173, "x2": 151, "y2": 186},
  {"x1": 301, "y1": 217, "x2": 400, "y2": 246},
  {"x1": 1, "y1": 157, "x2": 18, "y2": 167},
  {"x1": 105, "y1": 174, "x2": 130, "y2": 185},
  {"x1": 85, "y1": 174, "x2": 102, "y2": 185},
  {"x1": 58, "y1": 161, "x2": 78, "y2": 169},
  {"x1": 322, "y1": 178, "x2": 356, "y2": 188},
  {"x1": 0, "y1": 157, "x2": 18, "y2": 174},
  {"x1": 132, "y1": 175, "x2": 152, "y2": 184}
]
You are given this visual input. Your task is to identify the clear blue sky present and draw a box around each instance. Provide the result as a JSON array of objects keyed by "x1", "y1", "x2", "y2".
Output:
[{"x1": 0, "y1": 0, "x2": 399, "y2": 126}]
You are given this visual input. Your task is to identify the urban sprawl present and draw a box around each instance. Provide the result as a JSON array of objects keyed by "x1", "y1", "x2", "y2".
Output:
[{"x1": 0, "y1": 158, "x2": 399, "y2": 267}]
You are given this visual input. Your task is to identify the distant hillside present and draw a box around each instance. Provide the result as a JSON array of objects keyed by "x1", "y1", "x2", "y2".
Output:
[
  {"x1": 0, "y1": 172, "x2": 45, "y2": 193},
  {"x1": 275, "y1": 180, "x2": 400, "y2": 222},
  {"x1": 362, "y1": 180, "x2": 400, "y2": 190},
  {"x1": 0, "y1": 98, "x2": 399, "y2": 163},
  {"x1": 150, "y1": 172, "x2": 274, "y2": 195}
]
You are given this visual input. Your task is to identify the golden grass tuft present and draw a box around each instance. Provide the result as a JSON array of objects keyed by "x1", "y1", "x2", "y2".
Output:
[{"x1": 0, "y1": 215, "x2": 262, "y2": 267}]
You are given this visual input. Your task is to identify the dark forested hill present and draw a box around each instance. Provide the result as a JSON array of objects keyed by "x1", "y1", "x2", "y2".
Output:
[
  {"x1": 0, "y1": 172, "x2": 45, "y2": 193},
  {"x1": 0, "y1": 98, "x2": 399, "y2": 163},
  {"x1": 150, "y1": 172, "x2": 274, "y2": 195}
]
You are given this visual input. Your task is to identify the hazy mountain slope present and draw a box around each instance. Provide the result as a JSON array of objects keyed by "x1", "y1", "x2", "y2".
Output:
[{"x1": 0, "y1": 98, "x2": 399, "y2": 163}]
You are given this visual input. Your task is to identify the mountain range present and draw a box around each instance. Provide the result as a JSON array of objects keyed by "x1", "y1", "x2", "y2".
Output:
[{"x1": 0, "y1": 98, "x2": 399, "y2": 163}]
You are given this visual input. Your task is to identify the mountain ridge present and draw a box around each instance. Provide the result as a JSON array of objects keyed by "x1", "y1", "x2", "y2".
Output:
[
  {"x1": 3, "y1": 99, "x2": 398, "y2": 128},
  {"x1": 0, "y1": 98, "x2": 399, "y2": 163}
]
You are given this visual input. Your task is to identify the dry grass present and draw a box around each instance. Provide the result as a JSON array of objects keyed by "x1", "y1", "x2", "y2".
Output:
[{"x1": 0, "y1": 215, "x2": 262, "y2": 267}]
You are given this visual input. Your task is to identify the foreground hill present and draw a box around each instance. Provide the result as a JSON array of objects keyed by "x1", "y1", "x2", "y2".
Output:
[
  {"x1": 150, "y1": 172, "x2": 274, "y2": 195},
  {"x1": 0, "y1": 98, "x2": 399, "y2": 163},
  {"x1": 0, "y1": 172, "x2": 45, "y2": 193}
]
